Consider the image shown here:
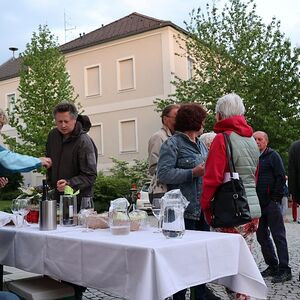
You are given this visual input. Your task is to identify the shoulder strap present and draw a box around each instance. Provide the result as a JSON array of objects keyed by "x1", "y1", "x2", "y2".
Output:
[{"x1": 222, "y1": 133, "x2": 237, "y2": 175}]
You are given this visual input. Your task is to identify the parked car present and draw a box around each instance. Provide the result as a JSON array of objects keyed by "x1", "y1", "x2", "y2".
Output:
[{"x1": 136, "y1": 182, "x2": 151, "y2": 211}]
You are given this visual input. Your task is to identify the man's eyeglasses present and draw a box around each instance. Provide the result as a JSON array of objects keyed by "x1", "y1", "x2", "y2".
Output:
[{"x1": 166, "y1": 115, "x2": 176, "y2": 119}]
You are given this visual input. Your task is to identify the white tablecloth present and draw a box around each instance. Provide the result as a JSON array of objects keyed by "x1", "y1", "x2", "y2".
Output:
[{"x1": 0, "y1": 225, "x2": 267, "y2": 300}]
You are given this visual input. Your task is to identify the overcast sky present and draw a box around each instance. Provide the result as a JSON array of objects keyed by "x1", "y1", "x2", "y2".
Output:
[{"x1": 1, "y1": 0, "x2": 299, "y2": 64}]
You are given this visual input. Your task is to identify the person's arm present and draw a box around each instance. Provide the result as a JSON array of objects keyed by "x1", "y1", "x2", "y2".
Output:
[
  {"x1": 200, "y1": 133, "x2": 227, "y2": 224},
  {"x1": 148, "y1": 134, "x2": 163, "y2": 176},
  {"x1": 288, "y1": 144, "x2": 298, "y2": 200},
  {"x1": 157, "y1": 138, "x2": 193, "y2": 185},
  {"x1": 66, "y1": 136, "x2": 97, "y2": 192},
  {"x1": 0, "y1": 145, "x2": 42, "y2": 173},
  {"x1": 270, "y1": 151, "x2": 286, "y2": 202}
]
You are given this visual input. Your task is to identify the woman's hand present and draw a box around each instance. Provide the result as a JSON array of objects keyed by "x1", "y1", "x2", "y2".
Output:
[
  {"x1": 192, "y1": 163, "x2": 205, "y2": 177},
  {"x1": 39, "y1": 157, "x2": 52, "y2": 168},
  {"x1": 0, "y1": 177, "x2": 8, "y2": 188}
]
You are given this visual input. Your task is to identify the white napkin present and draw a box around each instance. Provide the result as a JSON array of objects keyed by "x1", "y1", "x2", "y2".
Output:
[{"x1": 0, "y1": 211, "x2": 16, "y2": 227}]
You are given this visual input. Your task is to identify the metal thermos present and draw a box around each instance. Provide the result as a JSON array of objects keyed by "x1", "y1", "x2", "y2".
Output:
[{"x1": 39, "y1": 200, "x2": 57, "y2": 231}]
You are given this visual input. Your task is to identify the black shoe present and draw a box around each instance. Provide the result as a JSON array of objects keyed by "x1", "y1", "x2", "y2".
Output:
[
  {"x1": 271, "y1": 269, "x2": 292, "y2": 283},
  {"x1": 205, "y1": 286, "x2": 221, "y2": 300},
  {"x1": 260, "y1": 265, "x2": 278, "y2": 277}
]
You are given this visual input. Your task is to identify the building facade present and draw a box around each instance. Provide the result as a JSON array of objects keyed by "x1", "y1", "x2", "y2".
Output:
[{"x1": 0, "y1": 13, "x2": 191, "y2": 186}]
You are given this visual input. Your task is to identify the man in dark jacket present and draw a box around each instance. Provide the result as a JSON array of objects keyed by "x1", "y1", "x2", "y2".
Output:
[
  {"x1": 288, "y1": 140, "x2": 300, "y2": 204},
  {"x1": 288, "y1": 139, "x2": 300, "y2": 281},
  {"x1": 46, "y1": 101, "x2": 97, "y2": 300},
  {"x1": 253, "y1": 131, "x2": 291, "y2": 283},
  {"x1": 46, "y1": 101, "x2": 97, "y2": 206}
]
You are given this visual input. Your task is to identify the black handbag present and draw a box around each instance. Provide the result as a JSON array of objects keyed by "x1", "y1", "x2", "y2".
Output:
[{"x1": 211, "y1": 133, "x2": 252, "y2": 228}]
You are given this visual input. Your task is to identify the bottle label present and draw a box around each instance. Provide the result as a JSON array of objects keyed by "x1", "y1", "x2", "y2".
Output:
[{"x1": 69, "y1": 205, "x2": 74, "y2": 217}]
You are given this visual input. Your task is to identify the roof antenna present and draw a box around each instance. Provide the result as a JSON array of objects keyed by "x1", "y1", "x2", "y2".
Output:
[
  {"x1": 9, "y1": 47, "x2": 18, "y2": 59},
  {"x1": 64, "y1": 10, "x2": 76, "y2": 42}
]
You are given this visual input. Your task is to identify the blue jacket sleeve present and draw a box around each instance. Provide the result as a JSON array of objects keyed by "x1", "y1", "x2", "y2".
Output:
[
  {"x1": 0, "y1": 146, "x2": 41, "y2": 174},
  {"x1": 157, "y1": 138, "x2": 193, "y2": 185}
]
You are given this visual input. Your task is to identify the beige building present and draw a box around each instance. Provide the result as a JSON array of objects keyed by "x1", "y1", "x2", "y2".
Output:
[{"x1": 0, "y1": 12, "x2": 191, "y2": 185}]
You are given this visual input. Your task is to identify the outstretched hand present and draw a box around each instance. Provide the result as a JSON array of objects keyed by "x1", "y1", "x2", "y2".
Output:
[{"x1": 40, "y1": 157, "x2": 52, "y2": 169}]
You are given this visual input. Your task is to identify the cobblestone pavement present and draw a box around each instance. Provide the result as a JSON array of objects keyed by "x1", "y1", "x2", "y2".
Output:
[{"x1": 82, "y1": 215, "x2": 300, "y2": 300}]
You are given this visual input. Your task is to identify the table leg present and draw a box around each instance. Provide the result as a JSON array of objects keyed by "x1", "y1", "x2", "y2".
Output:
[{"x1": 0, "y1": 264, "x2": 3, "y2": 291}]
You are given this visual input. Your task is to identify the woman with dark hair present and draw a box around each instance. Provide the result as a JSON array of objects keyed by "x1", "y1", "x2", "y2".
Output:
[{"x1": 157, "y1": 103, "x2": 220, "y2": 300}]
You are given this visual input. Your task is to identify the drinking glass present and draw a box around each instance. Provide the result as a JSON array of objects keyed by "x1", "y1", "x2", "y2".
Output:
[
  {"x1": 11, "y1": 198, "x2": 30, "y2": 227},
  {"x1": 79, "y1": 197, "x2": 95, "y2": 232},
  {"x1": 151, "y1": 197, "x2": 162, "y2": 233}
]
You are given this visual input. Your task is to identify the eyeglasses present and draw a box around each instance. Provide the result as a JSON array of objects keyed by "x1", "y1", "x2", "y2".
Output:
[{"x1": 166, "y1": 115, "x2": 176, "y2": 119}]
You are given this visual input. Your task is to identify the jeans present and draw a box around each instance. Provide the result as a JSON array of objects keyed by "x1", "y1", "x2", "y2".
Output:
[
  {"x1": 173, "y1": 214, "x2": 209, "y2": 300},
  {"x1": 256, "y1": 200, "x2": 290, "y2": 270}
]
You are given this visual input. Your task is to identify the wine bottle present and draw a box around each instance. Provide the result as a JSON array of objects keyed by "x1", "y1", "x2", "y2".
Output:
[{"x1": 42, "y1": 179, "x2": 49, "y2": 201}]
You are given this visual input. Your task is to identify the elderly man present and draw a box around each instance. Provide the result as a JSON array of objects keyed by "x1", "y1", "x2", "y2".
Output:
[
  {"x1": 253, "y1": 131, "x2": 292, "y2": 283},
  {"x1": 147, "y1": 104, "x2": 180, "y2": 202}
]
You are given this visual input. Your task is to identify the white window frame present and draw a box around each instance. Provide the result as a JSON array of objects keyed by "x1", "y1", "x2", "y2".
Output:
[
  {"x1": 116, "y1": 56, "x2": 136, "y2": 92},
  {"x1": 84, "y1": 64, "x2": 102, "y2": 97},
  {"x1": 5, "y1": 92, "x2": 17, "y2": 113},
  {"x1": 118, "y1": 118, "x2": 138, "y2": 153},
  {"x1": 187, "y1": 57, "x2": 194, "y2": 80},
  {"x1": 89, "y1": 122, "x2": 104, "y2": 156}
]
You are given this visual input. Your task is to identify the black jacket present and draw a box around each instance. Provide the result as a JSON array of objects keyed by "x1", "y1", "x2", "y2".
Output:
[
  {"x1": 288, "y1": 140, "x2": 300, "y2": 204},
  {"x1": 46, "y1": 115, "x2": 98, "y2": 201},
  {"x1": 256, "y1": 147, "x2": 286, "y2": 208}
]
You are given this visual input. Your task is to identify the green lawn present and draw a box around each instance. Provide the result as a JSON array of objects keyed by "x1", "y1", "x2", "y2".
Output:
[{"x1": 0, "y1": 200, "x2": 12, "y2": 212}]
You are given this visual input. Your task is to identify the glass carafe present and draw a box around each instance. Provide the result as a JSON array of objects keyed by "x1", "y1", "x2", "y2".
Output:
[
  {"x1": 109, "y1": 198, "x2": 130, "y2": 235},
  {"x1": 60, "y1": 195, "x2": 77, "y2": 226},
  {"x1": 161, "y1": 189, "x2": 189, "y2": 239}
]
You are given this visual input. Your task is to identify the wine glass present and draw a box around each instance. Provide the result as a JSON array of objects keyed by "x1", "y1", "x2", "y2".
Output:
[
  {"x1": 18, "y1": 199, "x2": 30, "y2": 226},
  {"x1": 151, "y1": 197, "x2": 162, "y2": 233},
  {"x1": 79, "y1": 197, "x2": 95, "y2": 232},
  {"x1": 11, "y1": 199, "x2": 30, "y2": 227}
]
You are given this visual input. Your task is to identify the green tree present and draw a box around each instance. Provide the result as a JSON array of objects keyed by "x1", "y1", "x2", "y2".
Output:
[
  {"x1": 3, "y1": 25, "x2": 78, "y2": 159},
  {"x1": 155, "y1": 0, "x2": 300, "y2": 165}
]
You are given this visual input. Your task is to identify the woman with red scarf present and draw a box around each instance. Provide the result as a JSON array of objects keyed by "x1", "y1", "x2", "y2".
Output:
[{"x1": 201, "y1": 93, "x2": 261, "y2": 300}]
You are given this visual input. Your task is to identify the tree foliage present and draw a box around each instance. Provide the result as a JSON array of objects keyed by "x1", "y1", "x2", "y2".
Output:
[
  {"x1": 109, "y1": 157, "x2": 149, "y2": 189},
  {"x1": 3, "y1": 25, "x2": 78, "y2": 159},
  {"x1": 155, "y1": 0, "x2": 300, "y2": 164}
]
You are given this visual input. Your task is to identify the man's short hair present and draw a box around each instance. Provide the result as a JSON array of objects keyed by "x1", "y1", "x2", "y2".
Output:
[
  {"x1": 215, "y1": 93, "x2": 245, "y2": 119},
  {"x1": 161, "y1": 104, "x2": 180, "y2": 124},
  {"x1": 53, "y1": 101, "x2": 78, "y2": 119}
]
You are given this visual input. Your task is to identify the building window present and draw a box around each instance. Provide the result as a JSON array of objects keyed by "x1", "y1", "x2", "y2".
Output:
[
  {"x1": 187, "y1": 57, "x2": 194, "y2": 79},
  {"x1": 89, "y1": 124, "x2": 103, "y2": 156},
  {"x1": 117, "y1": 57, "x2": 135, "y2": 91},
  {"x1": 85, "y1": 65, "x2": 101, "y2": 97},
  {"x1": 119, "y1": 119, "x2": 138, "y2": 153},
  {"x1": 6, "y1": 93, "x2": 16, "y2": 113}
]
